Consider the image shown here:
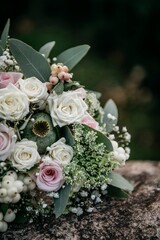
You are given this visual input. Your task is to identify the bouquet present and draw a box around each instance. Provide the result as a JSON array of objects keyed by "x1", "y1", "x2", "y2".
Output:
[{"x1": 0, "y1": 19, "x2": 133, "y2": 232}]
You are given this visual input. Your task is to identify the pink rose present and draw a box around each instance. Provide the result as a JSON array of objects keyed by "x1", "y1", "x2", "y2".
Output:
[
  {"x1": 0, "y1": 72, "x2": 23, "y2": 89},
  {"x1": 0, "y1": 123, "x2": 17, "y2": 161},
  {"x1": 36, "y1": 161, "x2": 64, "y2": 192},
  {"x1": 82, "y1": 113, "x2": 99, "y2": 129}
]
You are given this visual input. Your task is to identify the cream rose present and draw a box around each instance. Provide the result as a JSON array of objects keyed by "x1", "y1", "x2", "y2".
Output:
[
  {"x1": 0, "y1": 123, "x2": 17, "y2": 161},
  {"x1": 0, "y1": 83, "x2": 29, "y2": 121},
  {"x1": 48, "y1": 138, "x2": 73, "y2": 166},
  {"x1": 9, "y1": 139, "x2": 41, "y2": 170},
  {"x1": 18, "y1": 77, "x2": 49, "y2": 105},
  {"x1": 48, "y1": 90, "x2": 88, "y2": 127}
]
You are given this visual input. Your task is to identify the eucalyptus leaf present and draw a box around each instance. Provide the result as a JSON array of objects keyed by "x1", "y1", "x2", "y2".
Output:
[
  {"x1": 103, "y1": 99, "x2": 118, "y2": 133},
  {"x1": 1, "y1": 19, "x2": 10, "y2": 49},
  {"x1": 9, "y1": 38, "x2": 51, "y2": 82},
  {"x1": 109, "y1": 172, "x2": 134, "y2": 192},
  {"x1": 39, "y1": 41, "x2": 55, "y2": 58},
  {"x1": 64, "y1": 81, "x2": 84, "y2": 91},
  {"x1": 107, "y1": 185, "x2": 129, "y2": 198},
  {"x1": 54, "y1": 81, "x2": 64, "y2": 95},
  {"x1": 82, "y1": 124, "x2": 113, "y2": 151},
  {"x1": 54, "y1": 184, "x2": 71, "y2": 218},
  {"x1": 60, "y1": 126, "x2": 74, "y2": 146},
  {"x1": 57, "y1": 45, "x2": 90, "y2": 70}
]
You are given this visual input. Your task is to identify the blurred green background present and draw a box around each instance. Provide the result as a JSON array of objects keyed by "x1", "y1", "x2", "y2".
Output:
[{"x1": 1, "y1": 0, "x2": 160, "y2": 160}]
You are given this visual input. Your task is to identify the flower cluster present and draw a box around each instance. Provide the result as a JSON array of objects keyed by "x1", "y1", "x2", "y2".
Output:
[{"x1": 0, "y1": 20, "x2": 132, "y2": 232}]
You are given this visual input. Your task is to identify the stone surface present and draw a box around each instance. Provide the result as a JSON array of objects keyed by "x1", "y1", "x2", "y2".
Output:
[{"x1": 1, "y1": 161, "x2": 160, "y2": 240}]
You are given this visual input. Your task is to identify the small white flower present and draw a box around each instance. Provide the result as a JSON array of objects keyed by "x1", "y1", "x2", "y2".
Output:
[
  {"x1": 101, "y1": 183, "x2": 107, "y2": 191},
  {"x1": 122, "y1": 126, "x2": 127, "y2": 132},
  {"x1": 80, "y1": 191, "x2": 88, "y2": 197},
  {"x1": 108, "y1": 134, "x2": 115, "y2": 140},
  {"x1": 107, "y1": 113, "x2": 116, "y2": 121},
  {"x1": 111, "y1": 140, "x2": 129, "y2": 165},
  {"x1": 124, "y1": 132, "x2": 131, "y2": 142}
]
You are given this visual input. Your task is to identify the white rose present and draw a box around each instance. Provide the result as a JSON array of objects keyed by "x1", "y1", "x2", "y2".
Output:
[
  {"x1": 48, "y1": 90, "x2": 88, "y2": 127},
  {"x1": 9, "y1": 139, "x2": 41, "y2": 170},
  {"x1": 48, "y1": 138, "x2": 73, "y2": 166},
  {"x1": 0, "y1": 83, "x2": 29, "y2": 121},
  {"x1": 18, "y1": 77, "x2": 49, "y2": 105}
]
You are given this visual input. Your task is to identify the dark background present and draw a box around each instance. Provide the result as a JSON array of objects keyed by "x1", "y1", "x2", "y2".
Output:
[{"x1": 1, "y1": 0, "x2": 160, "y2": 160}]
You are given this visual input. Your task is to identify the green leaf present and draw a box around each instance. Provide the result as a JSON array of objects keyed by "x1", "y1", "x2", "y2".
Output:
[
  {"x1": 14, "y1": 211, "x2": 30, "y2": 224},
  {"x1": 1, "y1": 19, "x2": 10, "y2": 49},
  {"x1": 0, "y1": 203, "x2": 9, "y2": 215},
  {"x1": 9, "y1": 38, "x2": 51, "y2": 82},
  {"x1": 54, "y1": 81, "x2": 64, "y2": 95},
  {"x1": 56, "y1": 45, "x2": 90, "y2": 70},
  {"x1": 109, "y1": 172, "x2": 134, "y2": 192},
  {"x1": 60, "y1": 126, "x2": 74, "y2": 146},
  {"x1": 107, "y1": 185, "x2": 129, "y2": 198},
  {"x1": 82, "y1": 124, "x2": 113, "y2": 151},
  {"x1": 39, "y1": 41, "x2": 55, "y2": 58},
  {"x1": 54, "y1": 184, "x2": 71, "y2": 218},
  {"x1": 103, "y1": 99, "x2": 118, "y2": 133},
  {"x1": 64, "y1": 81, "x2": 84, "y2": 91}
]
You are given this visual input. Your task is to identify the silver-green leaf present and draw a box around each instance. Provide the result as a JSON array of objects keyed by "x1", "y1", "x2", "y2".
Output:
[
  {"x1": 54, "y1": 81, "x2": 64, "y2": 95},
  {"x1": 109, "y1": 172, "x2": 134, "y2": 192},
  {"x1": 39, "y1": 41, "x2": 55, "y2": 58},
  {"x1": 9, "y1": 38, "x2": 51, "y2": 82},
  {"x1": 103, "y1": 99, "x2": 118, "y2": 133},
  {"x1": 54, "y1": 184, "x2": 71, "y2": 218},
  {"x1": 60, "y1": 126, "x2": 74, "y2": 146},
  {"x1": 1, "y1": 19, "x2": 10, "y2": 49},
  {"x1": 56, "y1": 45, "x2": 90, "y2": 70}
]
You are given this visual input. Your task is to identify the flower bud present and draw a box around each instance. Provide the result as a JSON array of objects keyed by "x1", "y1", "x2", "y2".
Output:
[
  {"x1": 0, "y1": 188, "x2": 7, "y2": 198},
  {"x1": 62, "y1": 66, "x2": 69, "y2": 72},
  {"x1": 3, "y1": 196, "x2": 12, "y2": 203},
  {"x1": 12, "y1": 193, "x2": 21, "y2": 203},
  {"x1": 4, "y1": 209, "x2": 16, "y2": 222},
  {"x1": 18, "y1": 174, "x2": 25, "y2": 181},
  {"x1": 28, "y1": 182, "x2": 36, "y2": 190},
  {"x1": 58, "y1": 72, "x2": 66, "y2": 80},
  {"x1": 57, "y1": 64, "x2": 63, "y2": 72},
  {"x1": 14, "y1": 180, "x2": 24, "y2": 193},
  {"x1": 22, "y1": 185, "x2": 28, "y2": 192},
  {"x1": 23, "y1": 176, "x2": 32, "y2": 185},
  {"x1": 49, "y1": 76, "x2": 59, "y2": 85},
  {"x1": 7, "y1": 187, "x2": 18, "y2": 198},
  {"x1": 6, "y1": 171, "x2": 18, "y2": 180},
  {"x1": 2, "y1": 180, "x2": 13, "y2": 189},
  {"x1": 0, "y1": 221, "x2": 8, "y2": 232},
  {"x1": 2, "y1": 175, "x2": 15, "y2": 182}
]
